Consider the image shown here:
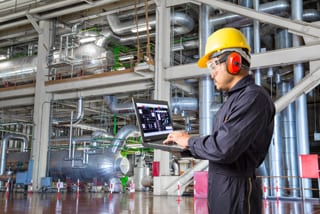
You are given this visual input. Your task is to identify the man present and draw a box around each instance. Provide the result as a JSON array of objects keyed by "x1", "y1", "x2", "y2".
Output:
[{"x1": 163, "y1": 27, "x2": 275, "y2": 214}]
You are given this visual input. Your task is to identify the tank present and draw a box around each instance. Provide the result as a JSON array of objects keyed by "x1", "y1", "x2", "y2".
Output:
[
  {"x1": 48, "y1": 150, "x2": 129, "y2": 183},
  {"x1": 48, "y1": 125, "x2": 139, "y2": 184}
]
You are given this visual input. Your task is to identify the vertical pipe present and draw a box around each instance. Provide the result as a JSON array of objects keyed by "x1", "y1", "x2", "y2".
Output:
[
  {"x1": 252, "y1": 0, "x2": 261, "y2": 84},
  {"x1": 273, "y1": 30, "x2": 292, "y2": 196},
  {"x1": 68, "y1": 111, "x2": 74, "y2": 159},
  {"x1": 292, "y1": 0, "x2": 312, "y2": 198},
  {"x1": 199, "y1": 4, "x2": 214, "y2": 136},
  {"x1": 281, "y1": 81, "x2": 299, "y2": 197},
  {"x1": 0, "y1": 133, "x2": 28, "y2": 187},
  {"x1": 269, "y1": 113, "x2": 284, "y2": 196}
]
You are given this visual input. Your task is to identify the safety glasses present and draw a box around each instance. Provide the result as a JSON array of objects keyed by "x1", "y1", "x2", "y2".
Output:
[{"x1": 206, "y1": 58, "x2": 226, "y2": 71}]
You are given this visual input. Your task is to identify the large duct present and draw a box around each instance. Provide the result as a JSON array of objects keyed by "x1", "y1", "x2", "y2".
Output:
[
  {"x1": 0, "y1": 56, "x2": 37, "y2": 84},
  {"x1": 104, "y1": 95, "x2": 134, "y2": 114},
  {"x1": 107, "y1": 12, "x2": 194, "y2": 36},
  {"x1": 110, "y1": 125, "x2": 139, "y2": 153}
]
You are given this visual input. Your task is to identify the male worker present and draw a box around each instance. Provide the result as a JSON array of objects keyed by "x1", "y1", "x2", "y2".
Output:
[{"x1": 163, "y1": 27, "x2": 275, "y2": 214}]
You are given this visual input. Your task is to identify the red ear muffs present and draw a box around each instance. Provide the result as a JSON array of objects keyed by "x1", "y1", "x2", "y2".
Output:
[{"x1": 227, "y1": 52, "x2": 242, "y2": 74}]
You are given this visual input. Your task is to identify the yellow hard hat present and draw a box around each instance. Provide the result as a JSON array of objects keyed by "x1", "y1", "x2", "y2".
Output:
[{"x1": 197, "y1": 27, "x2": 251, "y2": 68}]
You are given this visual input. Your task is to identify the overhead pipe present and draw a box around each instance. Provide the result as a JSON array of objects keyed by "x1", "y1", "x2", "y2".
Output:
[
  {"x1": 171, "y1": 97, "x2": 198, "y2": 115},
  {"x1": 209, "y1": 0, "x2": 290, "y2": 27},
  {"x1": 0, "y1": 0, "x2": 80, "y2": 23},
  {"x1": 104, "y1": 95, "x2": 134, "y2": 114},
  {"x1": 0, "y1": 0, "x2": 39, "y2": 13},
  {"x1": 119, "y1": 32, "x2": 156, "y2": 45},
  {"x1": 95, "y1": 29, "x2": 121, "y2": 47},
  {"x1": 0, "y1": 133, "x2": 29, "y2": 187},
  {"x1": 0, "y1": 0, "x2": 120, "y2": 31},
  {"x1": 107, "y1": 12, "x2": 194, "y2": 36},
  {"x1": 302, "y1": 9, "x2": 320, "y2": 22},
  {"x1": 110, "y1": 125, "x2": 140, "y2": 154},
  {"x1": 53, "y1": 96, "x2": 84, "y2": 125}
]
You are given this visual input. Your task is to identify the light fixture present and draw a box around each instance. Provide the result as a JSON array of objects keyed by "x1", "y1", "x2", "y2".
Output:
[{"x1": 130, "y1": 26, "x2": 152, "y2": 33}]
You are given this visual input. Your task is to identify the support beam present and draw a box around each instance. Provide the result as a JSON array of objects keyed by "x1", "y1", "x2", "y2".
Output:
[
  {"x1": 26, "y1": 14, "x2": 41, "y2": 34},
  {"x1": 165, "y1": 44, "x2": 320, "y2": 80},
  {"x1": 45, "y1": 70, "x2": 154, "y2": 93},
  {"x1": 274, "y1": 66, "x2": 320, "y2": 113}
]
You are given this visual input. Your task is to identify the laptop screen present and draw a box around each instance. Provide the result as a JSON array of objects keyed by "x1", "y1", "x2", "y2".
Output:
[{"x1": 133, "y1": 98, "x2": 173, "y2": 142}]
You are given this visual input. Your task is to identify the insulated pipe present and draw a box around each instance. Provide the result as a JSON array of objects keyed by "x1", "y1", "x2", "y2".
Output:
[
  {"x1": 0, "y1": 0, "x2": 80, "y2": 23},
  {"x1": 119, "y1": 32, "x2": 156, "y2": 45},
  {"x1": 0, "y1": 1, "x2": 119, "y2": 31},
  {"x1": 199, "y1": 4, "x2": 214, "y2": 137},
  {"x1": 104, "y1": 96, "x2": 134, "y2": 114},
  {"x1": 209, "y1": 0, "x2": 290, "y2": 27},
  {"x1": 0, "y1": 133, "x2": 29, "y2": 187},
  {"x1": 95, "y1": 29, "x2": 121, "y2": 47},
  {"x1": 107, "y1": 12, "x2": 194, "y2": 36},
  {"x1": 275, "y1": 29, "x2": 299, "y2": 197},
  {"x1": 292, "y1": 0, "x2": 312, "y2": 198},
  {"x1": 70, "y1": 136, "x2": 92, "y2": 167},
  {"x1": 302, "y1": 9, "x2": 320, "y2": 22},
  {"x1": 110, "y1": 125, "x2": 139, "y2": 154},
  {"x1": 281, "y1": 81, "x2": 299, "y2": 197},
  {"x1": 53, "y1": 97, "x2": 84, "y2": 125},
  {"x1": 269, "y1": 113, "x2": 284, "y2": 196},
  {"x1": 171, "y1": 97, "x2": 198, "y2": 115}
]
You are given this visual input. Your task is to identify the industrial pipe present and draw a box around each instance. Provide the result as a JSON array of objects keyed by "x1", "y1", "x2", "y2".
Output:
[
  {"x1": 0, "y1": 133, "x2": 29, "y2": 187},
  {"x1": 110, "y1": 125, "x2": 140, "y2": 154}
]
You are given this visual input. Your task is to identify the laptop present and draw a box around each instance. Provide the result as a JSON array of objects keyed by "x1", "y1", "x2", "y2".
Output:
[{"x1": 132, "y1": 98, "x2": 187, "y2": 152}]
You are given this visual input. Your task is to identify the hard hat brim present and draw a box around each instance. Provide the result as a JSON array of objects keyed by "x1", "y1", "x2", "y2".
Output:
[{"x1": 197, "y1": 52, "x2": 212, "y2": 68}]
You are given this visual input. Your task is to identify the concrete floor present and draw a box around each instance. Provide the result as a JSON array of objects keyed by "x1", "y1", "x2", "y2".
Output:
[{"x1": 1, "y1": 191, "x2": 320, "y2": 213}]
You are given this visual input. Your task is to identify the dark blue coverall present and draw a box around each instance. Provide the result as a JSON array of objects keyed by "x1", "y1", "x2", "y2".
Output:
[{"x1": 187, "y1": 75, "x2": 275, "y2": 214}]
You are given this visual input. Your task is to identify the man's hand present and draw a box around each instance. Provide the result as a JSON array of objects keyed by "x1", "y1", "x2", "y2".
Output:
[{"x1": 163, "y1": 131, "x2": 190, "y2": 149}]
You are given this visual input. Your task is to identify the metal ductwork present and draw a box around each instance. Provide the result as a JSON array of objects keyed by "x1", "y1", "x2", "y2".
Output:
[
  {"x1": 107, "y1": 12, "x2": 194, "y2": 36},
  {"x1": 110, "y1": 125, "x2": 140, "y2": 154},
  {"x1": 171, "y1": 12, "x2": 195, "y2": 35},
  {"x1": 0, "y1": 56, "x2": 37, "y2": 82},
  {"x1": 95, "y1": 29, "x2": 121, "y2": 47},
  {"x1": 104, "y1": 95, "x2": 135, "y2": 114}
]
